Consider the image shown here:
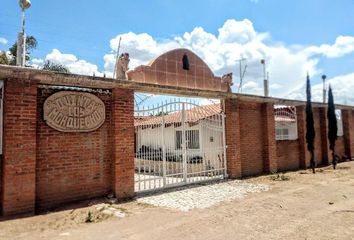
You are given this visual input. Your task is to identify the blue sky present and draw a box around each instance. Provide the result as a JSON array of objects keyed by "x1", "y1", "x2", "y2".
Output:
[{"x1": 1, "y1": 0, "x2": 354, "y2": 104}]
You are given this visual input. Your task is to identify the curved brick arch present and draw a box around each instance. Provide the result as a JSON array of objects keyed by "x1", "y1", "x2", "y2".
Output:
[{"x1": 127, "y1": 48, "x2": 228, "y2": 92}]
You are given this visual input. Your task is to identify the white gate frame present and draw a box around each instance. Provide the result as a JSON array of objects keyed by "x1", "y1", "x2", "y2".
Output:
[{"x1": 134, "y1": 99, "x2": 227, "y2": 193}]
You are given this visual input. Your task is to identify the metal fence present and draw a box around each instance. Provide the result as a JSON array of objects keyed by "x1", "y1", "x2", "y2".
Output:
[{"x1": 134, "y1": 99, "x2": 227, "y2": 193}]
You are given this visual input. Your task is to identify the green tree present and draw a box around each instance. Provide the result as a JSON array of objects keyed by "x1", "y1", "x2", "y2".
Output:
[
  {"x1": 306, "y1": 74, "x2": 316, "y2": 173},
  {"x1": 42, "y1": 60, "x2": 70, "y2": 73},
  {"x1": 0, "y1": 51, "x2": 9, "y2": 65},
  {"x1": 327, "y1": 85, "x2": 338, "y2": 169},
  {"x1": 8, "y1": 35, "x2": 37, "y2": 65}
]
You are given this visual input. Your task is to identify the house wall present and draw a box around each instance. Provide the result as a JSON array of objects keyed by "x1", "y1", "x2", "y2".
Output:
[
  {"x1": 336, "y1": 136, "x2": 346, "y2": 161},
  {"x1": 1, "y1": 79, "x2": 134, "y2": 216},
  {"x1": 1, "y1": 69, "x2": 353, "y2": 217},
  {"x1": 225, "y1": 100, "x2": 353, "y2": 179},
  {"x1": 135, "y1": 119, "x2": 224, "y2": 169},
  {"x1": 276, "y1": 140, "x2": 300, "y2": 171},
  {"x1": 201, "y1": 121, "x2": 224, "y2": 169},
  {"x1": 35, "y1": 89, "x2": 113, "y2": 211},
  {"x1": 238, "y1": 102, "x2": 264, "y2": 177},
  {"x1": 313, "y1": 108, "x2": 324, "y2": 165}
]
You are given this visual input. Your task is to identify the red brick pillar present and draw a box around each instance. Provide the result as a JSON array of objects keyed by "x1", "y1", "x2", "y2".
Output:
[
  {"x1": 296, "y1": 106, "x2": 310, "y2": 168},
  {"x1": 262, "y1": 103, "x2": 277, "y2": 173},
  {"x1": 112, "y1": 88, "x2": 135, "y2": 199},
  {"x1": 224, "y1": 98, "x2": 242, "y2": 178},
  {"x1": 1, "y1": 79, "x2": 37, "y2": 216},
  {"x1": 342, "y1": 109, "x2": 354, "y2": 159},
  {"x1": 319, "y1": 107, "x2": 329, "y2": 165}
]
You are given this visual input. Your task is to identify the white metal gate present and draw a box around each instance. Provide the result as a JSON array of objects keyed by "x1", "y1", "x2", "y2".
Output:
[{"x1": 134, "y1": 99, "x2": 227, "y2": 193}]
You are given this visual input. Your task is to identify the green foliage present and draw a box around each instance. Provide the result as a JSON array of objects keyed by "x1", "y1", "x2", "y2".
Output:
[
  {"x1": 42, "y1": 60, "x2": 70, "y2": 73},
  {"x1": 305, "y1": 74, "x2": 316, "y2": 173},
  {"x1": 8, "y1": 35, "x2": 37, "y2": 65},
  {"x1": 327, "y1": 85, "x2": 338, "y2": 169},
  {"x1": 0, "y1": 52, "x2": 9, "y2": 65},
  {"x1": 306, "y1": 75, "x2": 315, "y2": 151}
]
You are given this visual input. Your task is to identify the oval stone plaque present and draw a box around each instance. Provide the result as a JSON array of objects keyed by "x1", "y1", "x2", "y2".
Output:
[{"x1": 43, "y1": 91, "x2": 106, "y2": 132}]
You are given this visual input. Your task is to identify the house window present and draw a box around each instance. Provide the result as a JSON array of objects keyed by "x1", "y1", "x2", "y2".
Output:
[
  {"x1": 276, "y1": 128, "x2": 289, "y2": 140},
  {"x1": 176, "y1": 130, "x2": 200, "y2": 149}
]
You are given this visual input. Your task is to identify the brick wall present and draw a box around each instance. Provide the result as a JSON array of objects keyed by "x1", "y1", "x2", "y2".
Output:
[
  {"x1": 276, "y1": 140, "x2": 300, "y2": 171},
  {"x1": 224, "y1": 99, "x2": 242, "y2": 178},
  {"x1": 336, "y1": 136, "x2": 346, "y2": 161},
  {"x1": 1, "y1": 79, "x2": 37, "y2": 216},
  {"x1": 351, "y1": 110, "x2": 354, "y2": 158},
  {"x1": 313, "y1": 108, "x2": 324, "y2": 166},
  {"x1": 0, "y1": 79, "x2": 135, "y2": 216},
  {"x1": 239, "y1": 102, "x2": 264, "y2": 177},
  {"x1": 262, "y1": 103, "x2": 277, "y2": 173},
  {"x1": 35, "y1": 89, "x2": 113, "y2": 211},
  {"x1": 342, "y1": 109, "x2": 354, "y2": 159},
  {"x1": 112, "y1": 88, "x2": 135, "y2": 199},
  {"x1": 1, "y1": 75, "x2": 352, "y2": 216}
]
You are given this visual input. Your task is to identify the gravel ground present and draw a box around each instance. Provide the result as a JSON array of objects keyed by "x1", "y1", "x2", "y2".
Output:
[{"x1": 137, "y1": 180, "x2": 270, "y2": 211}]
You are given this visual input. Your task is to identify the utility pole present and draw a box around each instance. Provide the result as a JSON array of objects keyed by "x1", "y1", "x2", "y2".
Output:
[
  {"x1": 17, "y1": 0, "x2": 31, "y2": 66},
  {"x1": 261, "y1": 59, "x2": 269, "y2": 97},
  {"x1": 236, "y1": 58, "x2": 247, "y2": 93},
  {"x1": 322, "y1": 74, "x2": 327, "y2": 103}
]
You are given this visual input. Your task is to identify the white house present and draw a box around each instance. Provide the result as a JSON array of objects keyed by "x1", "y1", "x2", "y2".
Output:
[{"x1": 134, "y1": 103, "x2": 225, "y2": 172}]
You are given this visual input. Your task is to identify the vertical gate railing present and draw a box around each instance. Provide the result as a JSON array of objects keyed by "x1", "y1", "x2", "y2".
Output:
[{"x1": 134, "y1": 99, "x2": 227, "y2": 193}]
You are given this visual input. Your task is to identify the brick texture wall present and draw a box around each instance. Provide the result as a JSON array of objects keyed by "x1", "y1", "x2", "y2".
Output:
[
  {"x1": 342, "y1": 109, "x2": 354, "y2": 159},
  {"x1": 276, "y1": 140, "x2": 300, "y2": 171},
  {"x1": 112, "y1": 88, "x2": 135, "y2": 199},
  {"x1": 224, "y1": 99, "x2": 242, "y2": 178},
  {"x1": 262, "y1": 103, "x2": 277, "y2": 173},
  {"x1": 336, "y1": 136, "x2": 346, "y2": 161},
  {"x1": 35, "y1": 89, "x2": 113, "y2": 211},
  {"x1": 239, "y1": 102, "x2": 264, "y2": 177},
  {"x1": 1, "y1": 79, "x2": 135, "y2": 216},
  {"x1": 1, "y1": 79, "x2": 37, "y2": 216},
  {"x1": 313, "y1": 108, "x2": 324, "y2": 166},
  {"x1": 1, "y1": 76, "x2": 352, "y2": 216}
]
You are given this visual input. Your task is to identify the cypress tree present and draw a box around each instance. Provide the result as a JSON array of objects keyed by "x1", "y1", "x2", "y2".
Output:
[
  {"x1": 306, "y1": 74, "x2": 316, "y2": 173},
  {"x1": 327, "y1": 85, "x2": 338, "y2": 169}
]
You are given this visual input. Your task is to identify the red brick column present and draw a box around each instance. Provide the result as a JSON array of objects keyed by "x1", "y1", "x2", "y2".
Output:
[
  {"x1": 112, "y1": 88, "x2": 135, "y2": 199},
  {"x1": 224, "y1": 98, "x2": 242, "y2": 178},
  {"x1": 296, "y1": 106, "x2": 310, "y2": 168},
  {"x1": 262, "y1": 103, "x2": 277, "y2": 173},
  {"x1": 319, "y1": 107, "x2": 329, "y2": 165},
  {"x1": 1, "y1": 79, "x2": 37, "y2": 216},
  {"x1": 342, "y1": 109, "x2": 354, "y2": 159}
]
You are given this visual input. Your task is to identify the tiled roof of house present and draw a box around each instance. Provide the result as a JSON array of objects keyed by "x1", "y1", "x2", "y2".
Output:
[
  {"x1": 134, "y1": 103, "x2": 221, "y2": 127},
  {"x1": 134, "y1": 104, "x2": 296, "y2": 127}
]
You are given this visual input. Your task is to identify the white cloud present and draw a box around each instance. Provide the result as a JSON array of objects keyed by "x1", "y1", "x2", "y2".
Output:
[
  {"x1": 104, "y1": 19, "x2": 320, "y2": 98},
  {"x1": 218, "y1": 19, "x2": 258, "y2": 44},
  {"x1": 305, "y1": 35, "x2": 354, "y2": 58},
  {"x1": 288, "y1": 73, "x2": 354, "y2": 105},
  {"x1": 0, "y1": 37, "x2": 8, "y2": 45},
  {"x1": 32, "y1": 49, "x2": 102, "y2": 76},
  {"x1": 28, "y1": 18, "x2": 354, "y2": 106}
]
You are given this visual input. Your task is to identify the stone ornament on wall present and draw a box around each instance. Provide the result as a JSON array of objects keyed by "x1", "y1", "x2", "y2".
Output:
[{"x1": 44, "y1": 91, "x2": 106, "y2": 132}]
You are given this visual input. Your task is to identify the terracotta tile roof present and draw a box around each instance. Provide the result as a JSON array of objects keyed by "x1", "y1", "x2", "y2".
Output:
[
  {"x1": 134, "y1": 103, "x2": 221, "y2": 127},
  {"x1": 134, "y1": 104, "x2": 296, "y2": 127}
]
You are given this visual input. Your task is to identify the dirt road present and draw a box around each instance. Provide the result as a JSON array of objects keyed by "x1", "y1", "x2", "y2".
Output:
[{"x1": 1, "y1": 162, "x2": 354, "y2": 240}]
